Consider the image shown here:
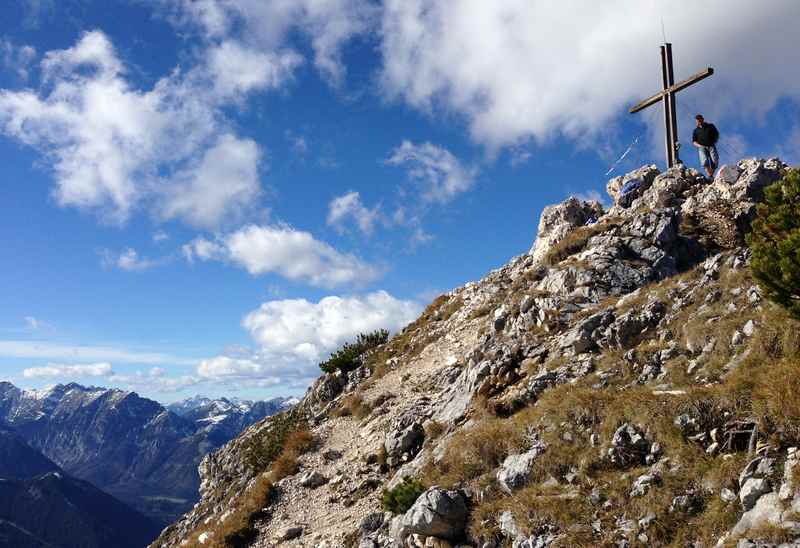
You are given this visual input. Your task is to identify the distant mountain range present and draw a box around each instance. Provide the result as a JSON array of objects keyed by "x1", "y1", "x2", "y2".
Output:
[
  {"x1": 0, "y1": 424, "x2": 161, "y2": 548},
  {"x1": 0, "y1": 381, "x2": 296, "y2": 528},
  {"x1": 167, "y1": 394, "x2": 300, "y2": 445}
]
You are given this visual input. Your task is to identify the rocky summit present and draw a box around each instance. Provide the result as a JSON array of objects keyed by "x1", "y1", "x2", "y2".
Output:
[{"x1": 154, "y1": 158, "x2": 800, "y2": 548}]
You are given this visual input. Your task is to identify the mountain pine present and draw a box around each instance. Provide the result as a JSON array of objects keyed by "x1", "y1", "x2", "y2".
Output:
[{"x1": 747, "y1": 168, "x2": 800, "y2": 319}]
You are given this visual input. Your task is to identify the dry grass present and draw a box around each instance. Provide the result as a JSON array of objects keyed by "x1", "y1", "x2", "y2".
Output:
[
  {"x1": 270, "y1": 430, "x2": 317, "y2": 482},
  {"x1": 333, "y1": 392, "x2": 373, "y2": 420},
  {"x1": 724, "y1": 522, "x2": 797, "y2": 547},
  {"x1": 423, "y1": 412, "x2": 527, "y2": 488},
  {"x1": 542, "y1": 217, "x2": 622, "y2": 267},
  {"x1": 186, "y1": 475, "x2": 276, "y2": 548},
  {"x1": 453, "y1": 287, "x2": 800, "y2": 547},
  {"x1": 424, "y1": 420, "x2": 446, "y2": 441},
  {"x1": 359, "y1": 294, "x2": 465, "y2": 383},
  {"x1": 469, "y1": 483, "x2": 594, "y2": 545},
  {"x1": 182, "y1": 425, "x2": 316, "y2": 548}
]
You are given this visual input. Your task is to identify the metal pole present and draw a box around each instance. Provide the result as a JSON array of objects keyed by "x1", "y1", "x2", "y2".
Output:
[
  {"x1": 660, "y1": 45, "x2": 673, "y2": 168},
  {"x1": 665, "y1": 43, "x2": 680, "y2": 165}
]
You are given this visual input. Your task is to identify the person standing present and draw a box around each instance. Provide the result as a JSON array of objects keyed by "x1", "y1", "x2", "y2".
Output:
[{"x1": 692, "y1": 114, "x2": 719, "y2": 179}]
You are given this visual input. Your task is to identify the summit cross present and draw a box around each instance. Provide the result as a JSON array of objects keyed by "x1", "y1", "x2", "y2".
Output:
[{"x1": 629, "y1": 43, "x2": 714, "y2": 168}]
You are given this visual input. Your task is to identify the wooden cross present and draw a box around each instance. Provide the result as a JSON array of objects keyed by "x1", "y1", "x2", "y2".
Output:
[{"x1": 630, "y1": 43, "x2": 714, "y2": 168}]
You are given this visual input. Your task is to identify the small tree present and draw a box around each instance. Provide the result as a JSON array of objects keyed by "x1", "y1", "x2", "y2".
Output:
[
  {"x1": 381, "y1": 477, "x2": 425, "y2": 514},
  {"x1": 747, "y1": 168, "x2": 800, "y2": 319},
  {"x1": 319, "y1": 329, "x2": 389, "y2": 374}
]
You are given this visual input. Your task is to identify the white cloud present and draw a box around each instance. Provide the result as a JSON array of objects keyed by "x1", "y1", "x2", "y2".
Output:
[
  {"x1": 158, "y1": 133, "x2": 263, "y2": 228},
  {"x1": 183, "y1": 224, "x2": 380, "y2": 287},
  {"x1": 0, "y1": 340, "x2": 197, "y2": 366},
  {"x1": 197, "y1": 290, "x2": 421, "y2": 382},
  {"x1": 243, "y1": 291, "x2": 420, "y2": 359},
  {"x1": 182, "y1": 237, "x2": 225, "y2": 263},
  {"x1": 159, "y1": 0, "x2": 377, "y2": 85},
  {"x1": 379, "y1": 1, "x2": 800, "y2": 149},
  {"x1": 0, "y1": 40, "x2": 37, "y2": 80},
  {"x1": 101, "y1": 247, "x2": 155, "y2": 272},
  {"x1": 0, "y1": 31, "x2": 293, "y2": 228},
  {"x1": 386, "y1": 141, "x2": 477, "y2": 203},
  {"x1": 23, "y1": 362, "x2": 113, "y2": 378},
  {"x1": 153, "y1": 230, "x2": 169, "y2": 243},
  {"x1": 205, "y1": 40, "x2": 302, "y2": 100},
  {"x1": 327, "y1": 191, "x2": 383, "y2": 235},
  {"x1": 107, "y1": 368, "x2": 201, "y2": 393}
]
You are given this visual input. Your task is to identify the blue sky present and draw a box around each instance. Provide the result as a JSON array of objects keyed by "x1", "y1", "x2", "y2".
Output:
[{"x1": 0, "y1": 0, "x2": 798, "y2": 403}]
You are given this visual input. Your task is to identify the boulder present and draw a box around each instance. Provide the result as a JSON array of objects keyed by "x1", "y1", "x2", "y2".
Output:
[
  {"x1": 494, "y1": 306, "x2": 509, "y2": 332},
  {"x1": 499, "y1": 511, "x2": 523, "y2": 539},
  {"x1": 715, "y1": 164, "x2": 740, "y2": 184},
  {"x1": 385, "y1": 422, "x2": 425, "y2": 464},
  {"x1": 389, "y1": 515, "x2": 409, "y2": 545},
  {"x1": 401, "y1": 487, "x2": 468, "y2": 541},
  {"x1": 529, "y1": 197, "x2": 605, "y2": 263},
  {"x1": 721, "y1": 488, "x2": 737, "y2": 503},
  {"x1": 740, "y1": 478, "x2": 771, "y2": 511},
  {"x1": 299, "y1": 470, "x2": 328, "y2": 489},
  {"x1": 604, "y1": 301, "x2": 666, "y2": 349},
  {"x1": 607, "y1": 164, "x2": 660, "y2": 205},
  {"x1": 277, "y1": 526, "x2": 303, "y2": 541},
  {"x1": 497, "y1": 443, "x2": 546, "y2": 493},
  {"x1": 302, "y1": 372, "x2": 345, "y2": 413},
  {"x1": 669, "y1": 492, "x2": 703, "y2": 515},
  {"x1": 559, "y1": 310, "x2": 614, "y2": 355},
  {"x1": 360, "y1": 512, "x2": 385, "y2": 534},
  {"x1": 739, "y1": 457, "x2": 776, "y2": 488},
  {"x1": 607, "y1": 423, "x2": 650, "y2": 468},
  {"x1": 630, "y1": 473, "x2": 659, "y2": 498}
]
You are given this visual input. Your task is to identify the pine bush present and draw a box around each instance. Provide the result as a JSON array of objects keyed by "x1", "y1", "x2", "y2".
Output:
[
  {"x1": 318, "y1": 329, "x2": 389, "y2": 374},
  {"x1": 381, "y1": 478, "x2": 425, "y2": 514},
  {"x1": 747, "y1": 169, "x2": 800, "y2": 320}
]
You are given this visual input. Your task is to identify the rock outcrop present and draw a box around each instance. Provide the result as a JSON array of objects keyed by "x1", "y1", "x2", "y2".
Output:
[{"x1": 153, "y1": 158, "x2": 800, "y2": 548}]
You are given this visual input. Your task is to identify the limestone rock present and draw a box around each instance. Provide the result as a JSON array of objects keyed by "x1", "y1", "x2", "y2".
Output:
[
  {"x1": 529, "y1": 197, "x2": 604, "y2": 263},
  {"x1": 385, "y1": 422, "x2": 425, "y2": 464},
  {"x1": 716, "y1": 164, "x2": 740, "y2": 184},
  {"x1": 299, "y1": 470, "x2": 328, "y2": 489},
  {"x1": 740, "y1": 478, "x2": 771, "y2": 511},
  {"x1": 607, "y1": 423, "x2": 651, "y2": 468},
  {"x1": 630, "y1": 473, "x2": 659, "y2": 498},
  {"x1": 401, "y1": 487, "x2": 468, "y2": 541},
  {"x1": 497, "y1": 442, "x2": 546, "y2": 493},
  {"x1": 277, "y1": 526, "x2": 303, "y2": 541},
  {"x1": 607, "y1": 164, "x2": 660, "y2": 205}
]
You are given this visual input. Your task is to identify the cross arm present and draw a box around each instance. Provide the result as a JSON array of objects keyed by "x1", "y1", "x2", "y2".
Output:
[{"x1": 629, "y1": 67, "x2": 714, "y2": 113}]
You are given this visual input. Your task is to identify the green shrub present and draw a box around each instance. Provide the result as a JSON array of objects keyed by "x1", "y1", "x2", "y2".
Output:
[
  {"x1": 319, "y1": 329, "x2": 389, "y2": 374},
  {"x1": 381, "y1": 478, "x2": 426, "y2": 514},
  {"x1": 747, "y1": 168, "x2": 800, "y2": 319}
]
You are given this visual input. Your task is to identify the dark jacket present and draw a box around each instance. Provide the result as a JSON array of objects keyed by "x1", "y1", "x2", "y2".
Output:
[{"x1": 693, "y1": 123, "x2": 719, "y2": 147}]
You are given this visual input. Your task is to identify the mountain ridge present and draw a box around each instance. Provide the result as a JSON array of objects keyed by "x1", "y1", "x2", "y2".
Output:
[
  {"x1": 154, "y1": 158, "x2": 800, "y2": 547},
  {"x1": 0, "y1": 421, "x2": 162, "y2": 548},
  {"x1": 0, "y1": 381, "x2": 296, "y2": 526}
]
